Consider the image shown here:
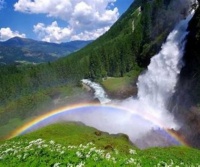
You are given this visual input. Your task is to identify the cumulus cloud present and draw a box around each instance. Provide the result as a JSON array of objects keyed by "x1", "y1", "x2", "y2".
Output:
[
  {"x1": 0, "y1": 27, "x2": 26, "y2": 41},
  {"x1": 14, "y1": 0, "x2": 119, "y2": 43},
  {"x1": 71, "y1": 27, "x2": 110, "y2": 41},
  {"x1": 0, "y1": 0, "x2": 4, "y2": 10},
  {"x1": 33, "y1": 21, "x2": 73, "y2": 43}
]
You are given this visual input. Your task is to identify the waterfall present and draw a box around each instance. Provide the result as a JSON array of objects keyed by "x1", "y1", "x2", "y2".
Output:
[
  {"x1": 77, "y1": 12, "x2": 194, "y2": 145},
  {"x1": 123, "y1": 12, "x2": 194, "y2": 129},
  {"x1": 137, "y1": 14, "x2": 193, "y2": 110}
]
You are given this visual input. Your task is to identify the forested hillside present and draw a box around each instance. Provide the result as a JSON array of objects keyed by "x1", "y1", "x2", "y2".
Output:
[{"x1": 64, "y1": 0, "x2": 192, "y2": 79}]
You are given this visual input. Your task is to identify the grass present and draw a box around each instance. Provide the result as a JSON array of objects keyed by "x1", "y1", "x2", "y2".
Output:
[
  {"x1": 101, "y1": 70, "x2": 140, "y2": 98},
  {"x1": 19, "y1": 122, "x2": 134, "y2": 153},
  {"x1": 0, "y1": 122, "x2": 200, "y2": 166},
  {"x1": 102, "y1": 77, "x2": 132, "y2": 92}
]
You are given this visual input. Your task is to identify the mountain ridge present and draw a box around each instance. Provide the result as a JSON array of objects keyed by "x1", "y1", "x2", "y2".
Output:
[{"x1": 0, "y1": 37, "x2": 92, "y2": 65}]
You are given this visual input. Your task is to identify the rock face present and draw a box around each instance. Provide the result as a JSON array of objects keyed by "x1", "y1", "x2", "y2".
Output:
[{"x1": 169, "y1": 5, "x2": 200, "y2": 148}]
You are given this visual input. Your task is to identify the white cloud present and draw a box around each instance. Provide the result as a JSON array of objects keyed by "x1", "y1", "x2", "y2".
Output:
[
  {"x1": 71, "y1": 27, "x2": 110, "y2": 41},
  {"x1": 0, "y1": 0, "x2": 4, "y2": 10},
  {"x1": 14, "y1": 0, "x2": 119, "y2": 42},
  {"x1": 33, "y1": 21, "x2": 73, "y2": 43},
  {"x1": 0, "y1": 27, "x2": 26, "y2": 41}
]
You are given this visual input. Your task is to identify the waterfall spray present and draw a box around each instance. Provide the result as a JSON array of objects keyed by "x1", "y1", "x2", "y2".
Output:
[
  {"x1": 122, "y1": 12, "x2": 195, "y2": 130},
  {"x1": 137, "y1": 13, "x2": 194, "y2": 110}
]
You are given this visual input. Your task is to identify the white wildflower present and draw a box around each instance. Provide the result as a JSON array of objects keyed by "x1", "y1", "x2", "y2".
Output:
[
  {"x1": 42, "y1": 144, "x2": 48, "y2": 148},
  {"x1": 17, "y1": 155, "x2": 22, "y2": 159},
  {"x1": 23, "y1": 153, "x2": 28, "y2": 160},
  {"x1": 90, "y1": 147, "x2": 96, "y2": 152},
  {"x1": 126, "y1": 158, "x2": 137, "y2": 164},
  {"x1": 4, "y1": 148, "x2": 13, "y2": 153},
  {"x1": 53, "y1": 163, "x2": 61, "y2": 167},
  {"x1": 67, "y1": 163, "x2": 73, "y2": 167},
  {"x1": 112, "y1": 157, "x2": 116, "y2": 163},
  {"x1": 76, "y1": 161, "x2": 85, "y2": 167},
  {"x1": 114, "y1": 149, "x2": 119, "y2": 155},
  {"x1": 68, "y1": 145, "x2": 77, "y2": 149},
  {"x1": 129, "y1": 149, "x2": 137, "y2": 155},
  {"x1": 25, "y1": 144, "x2": 32, "y2": 150},
  {"x1": 86, "y1": 154, "x2": 90, "y2": 158},
  {"x1": 94, "y1": 157, "x2": 98, "y2": 161},
  {"x1": 60, "y1": 151, "x2": 65, "y2": 155},
  {"x1": 49, "y1": 140, "x2": 55, "y2": 145},
  {"x1": 76, "y1": 151, "x2": 83, "y2": 158},
  {"x1": 87, "y1": 142, "x2": 94, "y2": 146},
  {"x1": 105, "y1": 153, "x2": 111, "y2": 160}
]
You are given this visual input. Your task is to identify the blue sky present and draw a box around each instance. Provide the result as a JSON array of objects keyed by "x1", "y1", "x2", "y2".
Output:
[{"x1": 0, "y1": 0, "x2": 133, "y2": 43}]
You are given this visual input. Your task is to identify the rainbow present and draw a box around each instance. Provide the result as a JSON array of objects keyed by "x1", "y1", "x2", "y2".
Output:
[{"x1": 5, "y1": 103, "x2": 189, "y2": 147}]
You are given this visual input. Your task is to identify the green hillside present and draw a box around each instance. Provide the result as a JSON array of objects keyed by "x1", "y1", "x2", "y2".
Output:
[
  {"x1": 0, "y1": 122, "x2": 200, "y2": 167},
  {"x1": 61, "y1": 0, "x2": 188, "y2": 80}
]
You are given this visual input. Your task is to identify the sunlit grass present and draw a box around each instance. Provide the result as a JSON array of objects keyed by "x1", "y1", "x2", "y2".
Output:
[
  {"x1": 0, "y1": 139, "x2": 139, "y2": 167},
  {"x1": 101, "y1": 70, "x2": 140, "y2": 95},
  {"x1": 1, "y1": 122, "x2": 200, "y2": 166}
]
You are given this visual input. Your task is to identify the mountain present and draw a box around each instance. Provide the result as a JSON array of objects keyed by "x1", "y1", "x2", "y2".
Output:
[
  {"x1": 0, "y1": 37, "x2": 92, "y2": 65},
  {"x1": 58, "y1": 0, "x2": 192, "y2": 79}
]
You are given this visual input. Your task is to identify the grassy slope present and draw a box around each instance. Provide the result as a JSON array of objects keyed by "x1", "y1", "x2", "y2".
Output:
[
  {"x1": 101, "y1": 70, "x2": 141, "y2": 99},
  {"x1": 18, "y1": 122, "x2": 133, "y2": 152},
  {"x1": 0, "y1": 122, "x2": 200, "y2": 166}
]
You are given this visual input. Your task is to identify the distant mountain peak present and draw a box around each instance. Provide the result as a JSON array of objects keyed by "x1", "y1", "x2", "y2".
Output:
[{"x1": 0, "y1": 37, "x2": 93, "y2": 65}]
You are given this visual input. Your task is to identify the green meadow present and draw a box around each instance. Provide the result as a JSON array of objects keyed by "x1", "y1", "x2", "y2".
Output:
[{"x1": 0, "y1": 122, "x2": 200, "y2": 167}]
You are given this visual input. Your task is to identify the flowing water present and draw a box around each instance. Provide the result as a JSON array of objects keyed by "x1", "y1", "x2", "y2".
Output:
[
  {"x1": 137, "y1": 15, "x2": 193, "y2": 110},
  {"x1": 129, "y1": 12, "x2": 194, "y2": 129},
  {"x1": 81, "y1": 79, "x2": 111, "y2": 104}
]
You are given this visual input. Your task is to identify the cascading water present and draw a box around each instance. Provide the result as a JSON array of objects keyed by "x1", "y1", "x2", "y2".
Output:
[
  {"x1": 137, "y1": 15, "x2": 193, "y2": 110},
  {"x1": 122, "y1": 12, "x2": 194, "y2": 130},
  {"x1": 81, "y1": 79, "x2": 111, "y2": 104}
]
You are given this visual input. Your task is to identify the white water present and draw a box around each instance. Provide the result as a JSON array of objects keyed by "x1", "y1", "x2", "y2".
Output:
[
  {"x1": 137, "y1": 16, "x2": 192, "y2": 110},
  {"x1": 122, "y1": 13, "x2": 194, "y2": 130},
  {"x1": 81, "y1": 79, "x2": 111, "y2": 104}
]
